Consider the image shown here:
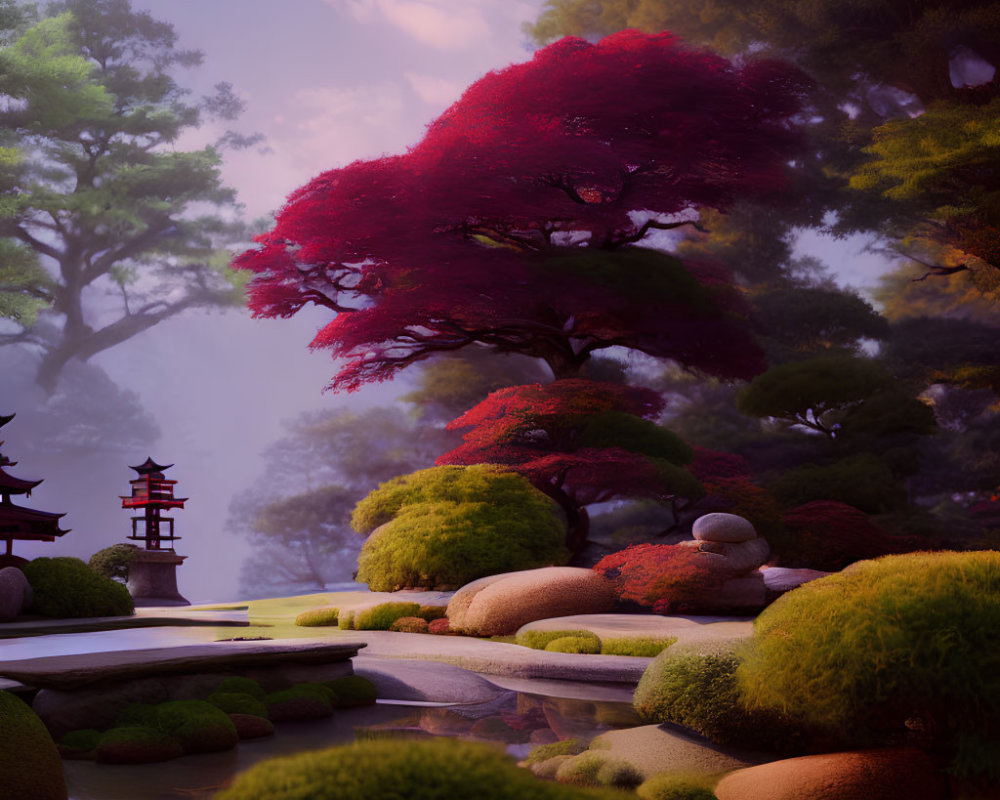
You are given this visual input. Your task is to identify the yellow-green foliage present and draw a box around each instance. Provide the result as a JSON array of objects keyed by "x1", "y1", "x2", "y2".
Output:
[
  {"x1": 352, "y1": 465, "x2": 568, "y2": 591},
  {"x1": 634, "y1": 652, "x2": 804, "y2": 752},
  {"x1": 295, "y1": 606, "x2": 339, "y2": 627},
  {"x1": 24, "y1": 556, "x2": 134, "y2": 618},
  {"x1": 556, "y1": 751, "x2": 610, "y2": 786},
  {"x1": 546, "y1": 636, "x2": 602, "y2": 654},
  {"x1": 325, "y1": 676, "x2": 377, "y2": 708},
  {"x1": 337, "y1": 610, "x2": 356, "y2": 630},
  {"x1": 354, "y1": 602, "x2": 421, "y2": 630},
  {"x1": 417, "y1": 605, "x2": 447, "y2": 621},
  {"x1": 595, "y1": 759, "x2": 643, "y2": 790},
  {"x1": 524, "y1": 738, "x2": 586, "y2": 766},
  {"x1": 637, "y1": 774, "x2": 718, "y2": 800},
  {"x1": 738, "y1": 551, "x2": 1000, "y2": 761},
  {"x1": 516, "y1": 630, "x2": 601, "y2": 651},
  {"x1": 215, "y1": 738, "x2": 624, "y2": 800},
  {"x1": 0, "y1": 690, "x2": 67, "y2": 799},
  {"x1": 600, "y1": 637, "x2": 677, "y2": 657}
]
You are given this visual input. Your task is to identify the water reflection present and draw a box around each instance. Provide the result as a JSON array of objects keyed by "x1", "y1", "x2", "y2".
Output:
[{"x1": 63, "y1": 692, "x2": 641, "y2": 799}]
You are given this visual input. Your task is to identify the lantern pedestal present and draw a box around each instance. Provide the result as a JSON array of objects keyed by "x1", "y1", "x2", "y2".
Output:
[{"x1": 126, "y1": 549, "x2": 189, "y2": 607}]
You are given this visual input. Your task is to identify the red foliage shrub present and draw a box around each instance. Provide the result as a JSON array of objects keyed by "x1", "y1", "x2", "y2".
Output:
[
  {"x1": 594, "y1": 543, "x2": 724, "y2": 613},
  {"x1": 778, "y1": 500, "x2": 906, "y2": 570},
  {"x1": 428, "y1": 618, "x2": 452, "y2": 635}
]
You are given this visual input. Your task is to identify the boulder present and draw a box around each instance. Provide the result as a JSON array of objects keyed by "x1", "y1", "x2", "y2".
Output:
[
  {"x1": 447, "y1": 567, "x2": 616, "y2": 636},
  {"x1": 712, "y1": 572, "x2": 768, "y2": 612},
  {"x1": 33, "y1": 677, "x2": 169, "y2": 740},
  {"x1": 0, "y1": 565, "x2": 32, "y2": 620},
  {"x1": 760, "y1": 566, "x2": 832, "y2": 594},
  {"x1": 228, "y1": 713, "x2": 275, "y2": 740},
  {"x1": 0, "y1": 690, "x2": 67, "y2": 800},
  {"x1": 692, "y1": 513, "x2": 758, "y2": 543},
  {"x1": 714, "y1": 747, "x2": 946, "y2": 800},
  {"x1": 683, "y1": 537, "x2": 771, "y2": 576}
]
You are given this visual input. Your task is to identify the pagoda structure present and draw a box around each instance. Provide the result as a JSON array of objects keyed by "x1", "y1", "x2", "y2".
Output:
[
  {"x1": 119, "y1": 458, "x2": 189, "y2": 606},
  {"x1": 0, "y1": 413, "x2": 69, "y2": 568}
]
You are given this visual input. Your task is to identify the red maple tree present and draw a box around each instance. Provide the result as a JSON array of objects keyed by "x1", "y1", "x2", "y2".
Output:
[
  {"x1": 437, "y1": 379, "x2": 703, "y2": 553},
  {"x1": 234, "y1": 31, "x2": 807, "y2": 390}
]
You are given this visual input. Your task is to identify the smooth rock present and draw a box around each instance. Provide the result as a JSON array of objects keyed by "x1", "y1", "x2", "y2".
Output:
[
  {"x1": 447, "y1": 567, "x2": 616, "y2": 636},
  {"x1": 33, "y1": 678, "x2": 169, "y2": 740},
  {"x1": 0, "y1": 566, "x2": 32, "y2": 620},
  {"x1": 589, "y1": 724, "x2": 760, "y2": 779},
  {"x1": 683, "y1": 537, "x2": 771, "y2": 575},
  {"x1": 712, "y1": 572, "x2": 768, "y2": 612},
  {"x1": 760, "y1": 566, "x2": 832, "y2": 594},
  {"x1": 353, "y1": 656, "x2": 504, "y2": 704},
  {"x1": 692, "y1": 513, "x2": 758, "y2": 543},
  {"x1": 714, "y1": 747, "x2": 946, "y2": 800}
]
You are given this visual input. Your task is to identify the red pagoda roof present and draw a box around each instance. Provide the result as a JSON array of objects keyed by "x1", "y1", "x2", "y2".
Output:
[
  {"x1": 130, "y1": 457, "x2": 173, "y2": 475},
  {"x1": 0, "y1": 466, "x2": 42, "y2": 496},
  {"x1": 0, "y1": 502, "x2": 69, "y2": 540}
]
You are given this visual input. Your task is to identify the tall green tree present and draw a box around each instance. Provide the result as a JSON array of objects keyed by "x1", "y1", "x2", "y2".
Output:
[{"x1": 0, "y1": 0, "x2": 257, "y2": 392}]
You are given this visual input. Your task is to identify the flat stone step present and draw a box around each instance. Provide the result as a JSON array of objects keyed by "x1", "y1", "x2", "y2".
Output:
[{"x1": 0, "y1": 638, "x2": 366, "y2": 690}]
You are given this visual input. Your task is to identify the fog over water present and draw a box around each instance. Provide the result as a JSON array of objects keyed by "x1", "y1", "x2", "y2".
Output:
[{"x1": 0, "y1": 0, "x2": 895, "y2": 603}]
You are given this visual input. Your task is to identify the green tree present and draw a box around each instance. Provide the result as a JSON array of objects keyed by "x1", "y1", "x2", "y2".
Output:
[{"x1": 0, "y1": 0, "x2": 258, "y2": 393}]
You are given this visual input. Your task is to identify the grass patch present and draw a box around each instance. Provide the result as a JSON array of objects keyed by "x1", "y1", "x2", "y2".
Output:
[{"x1": 600, "y1": 637, "x2": 677, "y2": 657}]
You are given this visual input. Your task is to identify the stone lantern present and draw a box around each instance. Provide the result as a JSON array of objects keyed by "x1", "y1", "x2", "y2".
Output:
[{"x1": 120, "y1": 457, "x2": 189, "y2": 606}]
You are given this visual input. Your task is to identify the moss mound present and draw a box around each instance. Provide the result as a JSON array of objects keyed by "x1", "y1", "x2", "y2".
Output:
[
  {"x1": 525, "y1": 738, "x2": 586, "y2": 766},
  {"x1": 389, "y1": 615, "x2": 429, "y2": 633},
  {"x1": 95, "y1": 726, "x2": 184, "y2": 764},
  {"x1": 546, "y1": 636, "x2": 602, "y2": 654},
  {"x1": 295, "y1": 606, "x2": 339, "y2": 627},
  {"x1": 266, "y1": 685, "x2": 335, "y2": 721},
  {"x1": 325, "y1": 676, "x2": 378, "y2": 708},
  {"x1": 738, "y1": 550, "x2": 1000, "y2": 768},
  {"x1": 153, "y1": 699, "x2": 239, "y2": 754},
  {"x1": 215, "y1": 676, "x2": 267, "y2": 700},
  {"x1": 58, "y1": 728, "x2": 101, "y2": 758},
  {"x1": 0, "y1": 690, "x2": 67, "y2": 799},
  {"x1": 636, "y1": 774, "x2": 717, "y2": 800},
  {"x1": 634, "y1": 651, "x2": 806, "y2": 753},
  {"x1": 516, "y1": 630, "x2": 601, "y2": 651},
  {"x1": 600, "y1": 637, "x2": 676, "y2": 657},
  {"x1": 354, "y1": 602, "x2": 421, "y2": 630},
  {"x1": 216, "y1": 737, "x2": 622, "y2": 800},
  {"x1": 208, "y1": 691, "x2": 269, "y2": 719},
  {"x1": 24, "y1": 556, "x2": 134, "y2": 618}
]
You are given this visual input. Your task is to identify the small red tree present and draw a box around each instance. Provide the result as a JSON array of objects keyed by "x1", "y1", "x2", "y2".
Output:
[
  {"x1": 437, "y1": 379, "x2": 703, "y2": 553},
  {"x1": 235, "y1": 31, "x2": 807, "y2": 390}
]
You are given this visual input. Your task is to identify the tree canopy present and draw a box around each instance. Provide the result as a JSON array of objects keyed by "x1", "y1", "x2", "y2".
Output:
[
  {"x1": 235, "y1": 30, "x2": 809, "y2": 390},
  {"x1": 0, "y1": 0, "x2": 257, "y2": 392}
]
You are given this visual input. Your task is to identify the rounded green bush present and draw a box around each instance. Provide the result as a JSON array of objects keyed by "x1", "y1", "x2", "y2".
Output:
[
  {"x1": 152, "y1": 699, "x2": 239, "y2": 753},
  {"x1": 116, "y1": 702, "x2": 160, "y2": 728},
  {"x1": 24, "y1": 556, "x2": 134, "y2": 618},
  {"x1": 88, "y1": 543, "x2": 139, "y2": 583},
  {"x1": 546, "y1": 636, "x2": 602, "y2": 655},
  {"x1": 325, "y1": 676, "x2": 378, "y2": 708},
  {"x1": 266, "y1": 685, "x2": 335, "y2": 721},
  {"x1": 295, "y1": 606, "x2": 339, "y2": 627},
  {"x1": 95, "y1": 726, "x2": 184, "y2": 764},
  {"x1": 59, "y1": 728, "x2": 102, "y2": 756},
  {"x1": 353, "y1": 466, "x2": 569, "y2": 591},
  {"x1": 216, "y1": 738, "x2": 623, "y2": 800},
  {"x1": 600, "y1": 637, "x2": 676, "y2": 657},
  {"x1": 738, "y1": 551, "x2": 1000, "y2": 758},
  {"x1": 636, "y1": 774, "x2": 717, "y2": 800},
  {"x1": 516, "y1": 630, "x2": 601, "y2": 651},
  {"x1": 524, "y1": 738, "x2": 586, "y2": 766},
  {"x1": 354, "y1": 602, "x2": 421, "y2": 630},
  {"x1": 595, "y1": 759, "x2": 643, "y2": 790},
  {"x1": 555, "y1": 751, "x2": 610, "y2": 786},
  {"x1": 207, "y1": 691, "x2": 269, "y2": 719},
  {"x1": 634, "y1": 651, "x2": 804, "y2": 752},
  {"x1": 388, "y1": 615, "x2": 429, "y2": 633},
  {"x1": 215, "y1": 676, "x2": 267, "y2": 700},
  {"x1": 0, "y1": 690, "x2": 67, "y2": 799}
]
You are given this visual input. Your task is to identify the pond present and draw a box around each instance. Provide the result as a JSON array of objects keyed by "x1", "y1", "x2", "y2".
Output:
[{"x1": 61, "y1": 689, "x2": 642, "y2": 799}]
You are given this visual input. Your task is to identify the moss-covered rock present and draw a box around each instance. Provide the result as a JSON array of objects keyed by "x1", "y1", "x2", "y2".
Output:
[
  {"x1": 354, "y1": 602, "x2": 421, "y2": 630},
  {"x1": 94, "y1": 726, "x2": 184, "y2": 764},
  {"x1": 58, "y1": 728, "x2": 102, "y2": 759},
  {"x1": 215, "y1": 676, "x2": 267, "y2": 700},
  {"x1": 0, "y1": 690, "x2": 67, "y2": 799},
  {"x1": 636, "y1": 774, "x2": 718, "y2": 800},
  {"x1": 555, "y1": 751, "x2": 611, "y2": 786},
  {"x1": 325, "y1": 676, "x2": 377, "y2": 708},
  {"x1": 208, "y1": 691, "x2": 269, "y2": 719},
  {"x1": 600, "y1": 637, "x2": 676, "y2": 657},
  {"x1": 545, "y1": 636, "x2": 602, "y2": 654},
  {"x1": 525, "y1": 738, "x2": 587, "y2": 766},
  {"x1": 153, "y1": 699, "x2": 239, "y2": 754},
  {"x1": 229, "y1": 713, "x2": 275, "y2": 740},
  {"x1": 265, "y1": 686, "x2": 334, "y2": 722},
  {"x1": 215, "y1": 737, "x2": 623, "y2": 800},
  {"x1": 516, "y1": 630, "x2": 601, "y2": 651},
  {"x1": 24, "y1": 557, "x2": 134, "y2": 618}
]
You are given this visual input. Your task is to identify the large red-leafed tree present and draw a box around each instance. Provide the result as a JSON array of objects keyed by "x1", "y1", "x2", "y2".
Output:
[
  {"x1": 234, "y1": 31, "x2": 808, "y2": 391},
  {"x1": 437, "y1": 379, "x2": 703, "y2": 554}
]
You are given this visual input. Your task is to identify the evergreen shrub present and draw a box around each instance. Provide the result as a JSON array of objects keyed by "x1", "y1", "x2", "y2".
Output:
[
  {"x1": 295, "y1": 606, "x2": 339, "y2": 627},
  {"x1": 24, "y1": 556, "x2": 134, "y2": 618},
  {"x1": 325, "y1": 675, "x2": 378, "y2": 708},
  {"x1": 354, "y1": 602, "x2": 421, "y2": 630}
]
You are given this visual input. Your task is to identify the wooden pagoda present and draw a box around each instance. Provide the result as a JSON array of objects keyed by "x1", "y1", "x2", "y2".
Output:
[
  {"x1": 119, "y1": 457, "x2": 189, "y2": 606},
  {"x1": 0, "y1": 413, "x2": 69, "y2": 567}
]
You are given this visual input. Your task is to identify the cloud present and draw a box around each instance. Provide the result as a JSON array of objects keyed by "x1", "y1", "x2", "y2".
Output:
[
  {"x1": 329, "y1": 0, "x2": 490, "y2": 51},
  {"x1": 403, "y1": 71, "x2": 463, "y2": 108}
]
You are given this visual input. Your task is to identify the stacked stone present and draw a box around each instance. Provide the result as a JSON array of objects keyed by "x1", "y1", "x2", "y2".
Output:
[{"x1": 0, "y1": 565, "x2": 33, "y2": 621}]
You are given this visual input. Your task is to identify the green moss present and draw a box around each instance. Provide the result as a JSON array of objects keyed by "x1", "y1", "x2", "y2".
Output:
[
  {"x1": 738, "y1": 551, "x2": 1000, "y2": 765},
  {"x1": 546, "y1": 636, "x2": 602, "y2": 654},
  {"x1": 207, "y1": 692, "x2": 269, "y2": 719},
  {"x1": 556, "y1": 751, "x2": 610, "y2": 786},
  {"x1": 337, "y1": 610, "x2": 356, "y2": 630},
  {"x1": 636, "y1": 774, "x2": 718, "y2": 800},
  {"x1": 24, "y1": 556, "x2": 134, "y2": 618},
  {"x1": 151, "y1": 700, "x2": 239, "y2": 754},
  {"x1": 216, "y1": 737, "x2": 622, "y2": 800},
  {"x1": 325, "y1": 675, "x2": 378, "y2": 708},
  {"x1": 265, "y1": 685, "x2": 335, "y2": 721},
  {"x1": 95, "y1": 725, "x2": 184, "y2": 764},
  {"x1": 0, "y1": 690, "x2": 67, "y2": 798},
  {"x1": 59, "y1": 728, "x2": 101, "y2": 752},
  {"x1": 600, "y1": 637, "x2": 677, "y2": 657},
  {"x1": 215, "y1": 676, "x2": 266, "y2": 700},
  {"x1": 294, "y1": 606, "x2": 339, "y2": 627},
  {"x1": 353, "y1": 466, "x2": 569, "y2": 591},
  {"x1": 354, "y1": 602, "x2": 422, "y2": 630},
  {"x1": 116, "y1": 702, "x2": 160, "y2": 728},
  {"x1": 524, "y1": 738, "x2": 587, "y2": 766},
  {"x1": 516, "y1": 630, "x2": 601, "y2": 651},
  {"x1": 595, "y1": 759, "x2": 643, "y2": 790},
  {"x1": 634, "y1": 652, "x2": 805, "y2": 753}
]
